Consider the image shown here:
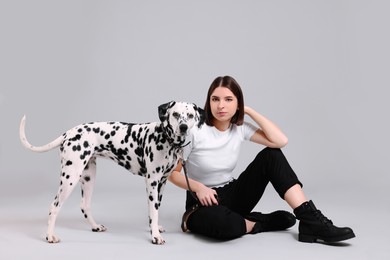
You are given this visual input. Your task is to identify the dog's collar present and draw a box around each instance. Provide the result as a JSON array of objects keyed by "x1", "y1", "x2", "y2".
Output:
[
  {"x1": 168, "y1": 138, "x2": 190, "y2": 149},
  {"x1": 179, "y1": 140, "x2": 191, "y2": 148}
]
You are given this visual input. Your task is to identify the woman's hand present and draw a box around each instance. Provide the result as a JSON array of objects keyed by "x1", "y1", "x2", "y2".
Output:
[
  {"x1": 168, "y1": 162, "x2": 218, "y2": 206},
  {"x1": 195, "y1": 184, "x2": 219, "y2": 206}
]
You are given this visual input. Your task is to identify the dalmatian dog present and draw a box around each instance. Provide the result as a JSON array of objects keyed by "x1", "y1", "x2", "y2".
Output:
[{"x1": 19, "y1": 101, "x2": 205, "y2": 245}]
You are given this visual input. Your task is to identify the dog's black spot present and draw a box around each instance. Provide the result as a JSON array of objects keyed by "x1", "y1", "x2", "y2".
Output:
[
  {"x1": 150, "y1": 151, "x2": 154, "y2": 162},
  {"x1": 154, "y1": 203, "x2": 159, "y2": 210},
  {"x1": 78, "y1": 128, "x2": 82, "y2": 133},
  {"x1": 100, "y1": 130, "x2": 105, "y2": 136},
  {"x1": 135, "y1": 147, "x2": 143, "y2": 157},
  {"x1": 84, "y1": 214, "x2": 88, "y2": 219},
  {"x1": 72, "y1": 145, "x2": 81, "y2": 151},
  {"x1": 70, "y1": 134, "x2": 82, "y2": 141},
  {"x1": 110, "y1": 130, "x2": 116, "y2": 136},
  {"x1": 84, "y1": 176, "x2": 90, "y2": 182},
  {"x1": 124, "y1": 162, "x2": 131, "y2": 170},
  {"x1": 93, "y1": 127, "x2": 100, "y2": 133},
  {"x1": 131, "y1": 131, "x2": 137, "y2": 142},
  {"x1": 149, "y1": 195, "x2": 154, "y2": 201},
  {"x1": 80, "y1": 150, "x2": 91, "y2": 160},
  {"x1": 148, "y1": 134, "x2": 155, "y2": 144},
  {"x1": 155, "y1": 167, "x2": 160, "y2": 173},
  {"x1": 139, "y1": 166, "x2": 147, "y2": 175},
  {"x1": 66, "y1": 160, "x2": 73, "y2": 166},
  {"x1": 151, "y1": 181, "x2": 157, "y2": 187},
  {"x1": 83, "y1": 141, "x2": 89, "y2": 148},
  {"x1": 124, "y1": 124, "x2": 134, "y2": 143},
  {"x1": 66, "y1": 175, "x2": 70, "y2": 179},
  {"x1": 105, "y1": 134, "x2": 110, "y2": 139}
]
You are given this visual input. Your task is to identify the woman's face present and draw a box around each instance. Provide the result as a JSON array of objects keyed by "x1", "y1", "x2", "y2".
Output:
[{"x1": 209, "y1": 86, "x2": 238, "y2": 124}]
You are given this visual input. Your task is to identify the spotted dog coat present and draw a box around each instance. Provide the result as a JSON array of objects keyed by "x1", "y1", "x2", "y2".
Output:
[{"x1": 19, "y1": 101, "x2": 204, "y2": 245}]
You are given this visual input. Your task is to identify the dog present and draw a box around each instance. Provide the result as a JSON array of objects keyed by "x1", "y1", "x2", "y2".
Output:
[{"x1": 19, "y1": 101, "x2": 205, "y2": 245}]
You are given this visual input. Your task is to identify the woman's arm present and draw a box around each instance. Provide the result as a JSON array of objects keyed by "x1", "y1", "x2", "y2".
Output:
[
  {"x1": 245, "y1": 106, "x2": 288, "y2": 148},
  {"x1": 168, "y1": 161, "x2": 219, "y2": 206}
]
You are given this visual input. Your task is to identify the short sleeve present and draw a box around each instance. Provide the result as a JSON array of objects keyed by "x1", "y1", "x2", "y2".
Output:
[{"x1": 241, "y1": 122, "x2": 258, "y2": 140}]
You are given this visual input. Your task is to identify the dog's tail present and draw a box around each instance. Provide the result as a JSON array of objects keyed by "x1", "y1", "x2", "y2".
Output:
[{"x1": 19, "y1": 115, "x2": 64, "y2": 153}]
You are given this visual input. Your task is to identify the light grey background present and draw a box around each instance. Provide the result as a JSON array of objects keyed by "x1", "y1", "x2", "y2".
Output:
[{"x1": 1, "y1": 0, "x2": 389, "y2": 259}]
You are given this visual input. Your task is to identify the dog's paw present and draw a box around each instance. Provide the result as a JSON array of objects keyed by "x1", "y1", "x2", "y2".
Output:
[
  {"x1": 152, "y1": 234, "x2": 165, "y2": 245},
  {"x1": 92, "y1": 224, "x2": 107, "y2": 232},
  {"x1": 46, "y1": 234, "x2": 60, "y2": 243},
  {"x1": 158, "y1": 225, "x2": 165, "y2": 233}
]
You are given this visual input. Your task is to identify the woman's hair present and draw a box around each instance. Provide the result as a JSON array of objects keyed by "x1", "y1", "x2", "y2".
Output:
[{"x1": 204, "y1": 75, "x2": 245, "y2": 126}]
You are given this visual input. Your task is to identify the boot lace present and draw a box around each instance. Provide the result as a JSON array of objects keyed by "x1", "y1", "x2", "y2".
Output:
[{"x1": 314, "y1": 209, "x2": 333, "y2": 226}]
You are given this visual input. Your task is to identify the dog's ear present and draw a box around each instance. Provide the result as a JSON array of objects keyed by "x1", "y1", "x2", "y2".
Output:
[
  {"x1": 193, "y1": 103, "x2": 205, "y2": 128},
  {"x1": 158, "y1": 101, "x2": 176, "y2": 122}
]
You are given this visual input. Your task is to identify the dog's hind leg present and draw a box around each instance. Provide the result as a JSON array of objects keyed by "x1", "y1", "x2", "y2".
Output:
[
  {"x1": 79, "y1": 157, "x2": 107, "y2": 232},
  {"x1": 46, "y1": 165, "x2": 82, "y2": 243}
]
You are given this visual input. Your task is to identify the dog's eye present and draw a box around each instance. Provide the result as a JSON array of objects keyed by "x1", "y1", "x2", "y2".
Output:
[
  {"x1": 188, "y1": 114, "x2": 194, "y2": 119},
  {"x1": 172, "y1": 112, "x2": 180, "y2": 119}
]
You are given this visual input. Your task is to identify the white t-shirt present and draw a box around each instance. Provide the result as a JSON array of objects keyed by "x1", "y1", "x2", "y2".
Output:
[{"x1": 183, "y1": 122, "x2": 258, "y2": 187}]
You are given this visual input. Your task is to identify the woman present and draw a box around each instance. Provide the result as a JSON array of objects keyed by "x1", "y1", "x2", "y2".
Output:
[{"x1": 168, "y1": 75, "x2": 355, "y2": 243}]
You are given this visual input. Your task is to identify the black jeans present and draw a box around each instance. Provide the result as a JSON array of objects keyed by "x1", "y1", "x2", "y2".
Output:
[{"x1": 185, "y1": 147, "x2": 303, "y2": 240}]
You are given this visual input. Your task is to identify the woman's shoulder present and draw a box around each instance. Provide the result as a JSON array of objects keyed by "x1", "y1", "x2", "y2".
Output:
[{"x1": 235, "y1": 121, "x2": 258, "y2": 139}]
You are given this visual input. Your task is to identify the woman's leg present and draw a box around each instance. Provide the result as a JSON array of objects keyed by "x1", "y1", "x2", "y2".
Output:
[
  {"x1": 220, "y1": 148, "x2": 300, "y2": 234},
  {"x1": 186, "y1": 205, "x2": 247, "y2": 240},
  {"x1": 230, "y1": 147, "x2": 303, "y2": 214},
  {"x1": 284, "y1": 183, "x2": 307, "y2": 209}
]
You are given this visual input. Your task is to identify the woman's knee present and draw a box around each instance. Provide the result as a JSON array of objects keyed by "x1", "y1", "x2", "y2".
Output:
[{"x1": 259, "y1": 147, "x2": 283, "y2": 157}]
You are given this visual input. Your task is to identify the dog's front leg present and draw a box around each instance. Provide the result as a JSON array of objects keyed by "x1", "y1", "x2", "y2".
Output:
[{"x1": 145, "y1": 178, "x2": 165, "y2": 245}]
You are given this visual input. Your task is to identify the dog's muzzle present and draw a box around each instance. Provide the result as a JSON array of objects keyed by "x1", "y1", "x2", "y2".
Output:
[{"x1": 179, "y1": 124, "x2": 188, "y2": 135}]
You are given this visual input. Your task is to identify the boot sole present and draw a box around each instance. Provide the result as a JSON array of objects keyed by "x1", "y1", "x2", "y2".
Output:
[{"x1": 299, "y1": 231, "x2": 356, "y2": 243}]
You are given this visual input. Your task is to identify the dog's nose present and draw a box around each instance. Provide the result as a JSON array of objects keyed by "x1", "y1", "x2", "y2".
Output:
[{"x1": 179, "y1": 124, "x2": 188, "y2": 133}]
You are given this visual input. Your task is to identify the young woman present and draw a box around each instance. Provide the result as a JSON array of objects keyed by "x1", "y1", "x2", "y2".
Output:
[{"x1": 168, "y1": 76, "x2": 355, "y2": 243}]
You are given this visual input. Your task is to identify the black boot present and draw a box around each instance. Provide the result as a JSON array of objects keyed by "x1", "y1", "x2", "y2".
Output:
[
  {"x1": 247, "y1": 210, "x2": 296, "y2": 234},
  {"x1": 294, "y1": 200, "x2": 355, "y2": 243}
]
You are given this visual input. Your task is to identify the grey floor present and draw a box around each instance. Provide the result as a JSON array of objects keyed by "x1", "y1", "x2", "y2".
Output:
[{"x1": 1, "y1": 175, "x2": 388, "y2": 260}]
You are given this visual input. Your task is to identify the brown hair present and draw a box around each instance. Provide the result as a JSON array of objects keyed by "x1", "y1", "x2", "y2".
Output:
[{"x1": 204, "y1": 75, "x2": 245, "y2": 126}]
